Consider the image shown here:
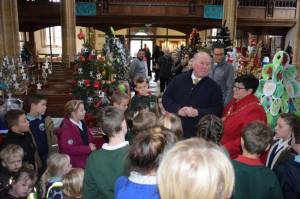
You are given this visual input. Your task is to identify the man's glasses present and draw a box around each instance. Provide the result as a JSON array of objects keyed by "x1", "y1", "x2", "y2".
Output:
[{"x1": 233, "y1": 85, "x2": 246, "y2": 90}]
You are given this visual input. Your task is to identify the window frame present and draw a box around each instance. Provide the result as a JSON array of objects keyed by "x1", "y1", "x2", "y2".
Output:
[{"x1": 41, "y1": 26, "x2": 62, "y2": 47}]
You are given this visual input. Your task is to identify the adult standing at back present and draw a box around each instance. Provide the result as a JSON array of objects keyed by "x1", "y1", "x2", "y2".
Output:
[
  {"x1": 209, "y1": 42, "x2": 234, "y2": 106},
  {"x1": 162, "y1": 51, "x2": 223, "y2": 138},
  {"x1": 158, "y1": 49, "x2": 172, "y2": 93},
  {"x1": 129, "y1": 49, "x2": 148, "y2": 82},
  {"x1": 144, "y1": 44, "x2": 152, "y2": 78}
]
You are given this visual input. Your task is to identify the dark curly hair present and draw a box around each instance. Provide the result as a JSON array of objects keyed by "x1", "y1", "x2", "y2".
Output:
[{"x1": 196, "y1": 114, "x2": 224, "y2": 144}]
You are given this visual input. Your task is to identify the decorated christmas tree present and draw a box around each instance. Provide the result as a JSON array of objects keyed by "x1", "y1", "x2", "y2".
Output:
[
  {"x1": 187, "y1": 28, "x2": 202, "y2": 56},
  {"x1": 21, "y1": 42, "x2": 32, "y2": 63},
  {"x1": 215, "y1": 20, "x2": 232, "y2": 53},
  {"x1": 256, "y1": 51, "x2": 300, "y2": 128},
  {"x1": 103, "y1": 27, "x2": 129, "y2": 80},
  {"x1": 71, "y1": 28, "x2": 129, "y2": 116}
]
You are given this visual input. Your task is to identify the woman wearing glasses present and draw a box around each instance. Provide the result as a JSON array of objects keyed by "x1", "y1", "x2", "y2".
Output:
[
  {"x1": 221, "y1": 75, "x2": 267, "y2": 159},
  {"x1": 57, "y1": 100, "x2": 96, "y2": 168}
]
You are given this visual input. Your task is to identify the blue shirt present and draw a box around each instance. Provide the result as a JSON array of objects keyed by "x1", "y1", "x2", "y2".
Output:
[
  {"x1": 115, "y1": 175, "x2": 160, "y2": 199},
  {"x1": 26, "y1": 114, "x2": 48, "y2": 156},
  {"x1": 294, "y1": 155, "x2": 300, "y2": 163}
]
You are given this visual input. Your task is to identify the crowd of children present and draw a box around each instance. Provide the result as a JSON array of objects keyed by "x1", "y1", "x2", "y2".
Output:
[{"x1": 0, "y1": 74, "x2": 299, "y2": 199}]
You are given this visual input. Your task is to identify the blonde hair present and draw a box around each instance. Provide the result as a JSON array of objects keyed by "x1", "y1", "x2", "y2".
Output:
[
  {"x1": 40, "y1": 153, "x2": 71, "y2": 197},
  {"x1": 158, "y1": 113, "x2": 183, "y2": 139},
  {"x1": 157, "y1": 138, "x2": 234, "y2": 199},
  {"x1": 64, "y1": 100, "x2": 84, "y2": 117},
  {"x1": 0, "y1": 144, "x2": 24, "y2": 162},
  {"x1": 62, "y1": 168, "x2": 84, "y2": 199}
]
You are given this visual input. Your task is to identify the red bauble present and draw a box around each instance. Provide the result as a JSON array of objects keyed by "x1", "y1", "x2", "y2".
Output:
[
  {"x1": 277, "y1": 72, "x2": 283, "y2": 80},
  {"x1": 77, "y1": 31, "x2": 85, "y2": 40},
  {"x1": 266, "y1": 68, "x2": 273, "y2": 75},
  {"x1": 80, "y1": 55, "x2": 85, "y2": 62},
  {"x1": 71, "y1": 80, "x2": 77, "y2": 86},
  {"x1": 84, "y1": 80, "x2": 91, "y2": 87},
  {"x1": 88, "y1": 54, "x2": 94, "y2": 61},
  {"x1": 93, "y1": 81, "x2": 100, "y2": 89},
  {"x1": 94, "y1": 100, "x2": 102, "y2": 108}
]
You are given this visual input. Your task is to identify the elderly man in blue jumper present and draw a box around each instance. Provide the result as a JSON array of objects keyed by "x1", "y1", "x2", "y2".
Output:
[{"x1": 162, "y1": 51, "x2": 223, "y2": 138}]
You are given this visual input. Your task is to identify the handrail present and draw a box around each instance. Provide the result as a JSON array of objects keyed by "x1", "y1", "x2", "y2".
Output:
[{"x1": 238, "y1": 0, "x2": 296, "y2": 8}]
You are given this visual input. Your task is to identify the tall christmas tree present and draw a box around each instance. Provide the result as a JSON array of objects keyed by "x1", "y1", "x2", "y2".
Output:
[
  {"x1": 71, "y1": 28, "x2": 129, "y2": 116},
  {"x1": 256, "y1": 51, "x2": 300, "y2": 128},
  {"x1": 215, "y1": 20, "x2": 232, "y2": 53},
  {"x1": 185, "y1": 28, "x2": 203, "y2": 57},
  {"x1": 103, "y1": 27, "x2": 129, "y2": 80}
]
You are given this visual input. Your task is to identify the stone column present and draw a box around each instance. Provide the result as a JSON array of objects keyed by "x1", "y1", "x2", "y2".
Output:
[
  {"x1": 223, "y1": 0, "x2": 237, "y2": 41},
  {"x1": 0, "y1": 0, "x2": 20, "y2": 59},
  {"x1": 293, "y1": 1, "x2": 300, "y2": 67},
  {"x1": 28, "y1": 31, "x2": 37, "y2": 61},
  {"x1": 60, "y1": 0, "x2": 76, "y2": 68}
]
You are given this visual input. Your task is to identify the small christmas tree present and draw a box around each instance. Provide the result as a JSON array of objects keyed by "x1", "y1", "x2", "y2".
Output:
[
  {"x1": 72, "y1": 42, "x2": 113, "y2": 114},
  {"x1": 21, "y1": 42, "x2": 32, "y2": 63},
  {"x1": 256, "y1": 51, "x2": 300, "y2": 128},
  {"x1": 71, "y1": 28, "x2": 129, "y2": 116}
]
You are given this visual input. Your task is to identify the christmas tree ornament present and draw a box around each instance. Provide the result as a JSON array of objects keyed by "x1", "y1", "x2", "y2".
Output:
[
  {"x1": 93, "y1": 81, "x2": 100, "y2": 89},
  {"x1": 14, "y1": 82, "x2": 19, "y2": 89},
  {"x1": 89, "y1": 71, "x2": 93, "y2": 77},
  {"x1": 20, "y1": 67, "x2": 25, "y2": 73},
  {"x1": 80, "y1": 55, "x2": 85, "y2": 62},
  {"x1": 78, "y1": 67, "x2": 83, "y2": 74},
  {"x1": 87, "y1": 97, "x2": 93, "y2": 104},
  {"x1": 12, "y1": 73, "x2": 17, "y2": 81},
  {"x1": 78, "y1": 80, "x2": 84, "y2": 87},
  {"x1": 77, "y1": 29, "x2": 85, "y2": 40},
  {"x1": 36, "y1": 82, "x2": 42, "y2": 90},
  {"x1": 84, "y1": 80, "x2": 91, "y2": 87},
  {"x1": 96, "y1": 73, "x2": 102, "y2": 80},
  {"x1": 118, "y1": 83, "x2": 127, "y2": 93},
  {"x1": 96, "y1": 90, "x2": 104, "y2": 98}
]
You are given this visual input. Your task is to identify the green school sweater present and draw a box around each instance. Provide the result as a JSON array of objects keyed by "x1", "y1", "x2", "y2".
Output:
[
  {"x1": 128, "y1": 94, "x2": 156, "y2": 113},
  {"x1": 232, "y1": 160, "x2": 283, "y2": 199},
  {"x1": 83, "y1": 143, "x2": 129, "y2": 199}
]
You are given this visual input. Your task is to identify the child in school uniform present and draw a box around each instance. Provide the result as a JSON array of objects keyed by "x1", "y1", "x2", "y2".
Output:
[
  {"x1": 115, "y1": 126, "x2": 177, "y2": 199},
  {"x1": 232, "y1": 122, "x2": 283, "y2": 199},
  {"x1": 57, "y1": 100, "x2": 95, "y2": 169},
  {"x1": 0, "y1": 144, "x2": 23, "y2": 190},
  {"x1": 128, "y1": 75, "x2": 156, "y2": 115},
  {"x1": 38, "y1": 153, "x2": 71, "y2": 199},
  {"x1": 83, "y1": 106, "x2": 129, "y2": 199},
  {"x1": 274, "y1": 115, "x2": 300, "y2": 199},
  {"x1": 1, "y1": 109, "x2": 39, "y2": 169},
  {"x1": 0, "y1": 166, "x2": 37, "y2": 199},
  {"x1": 266, "y1": 113, "x2": 300, "y2": 169},
  {"x1": 26, "y1": 94, "x2": 55, "y2": 173},
  {"x1": 62, "y1": 168, "x2": 84, "y2": 199}
]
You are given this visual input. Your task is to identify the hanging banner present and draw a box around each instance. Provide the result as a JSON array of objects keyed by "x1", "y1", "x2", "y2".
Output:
[
  {"x1": 203, "y1": 5, "x2": 223, "y2": 19},
  {"x1": 76, "y1": 3, "x2": 96, "y2": 16}
]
